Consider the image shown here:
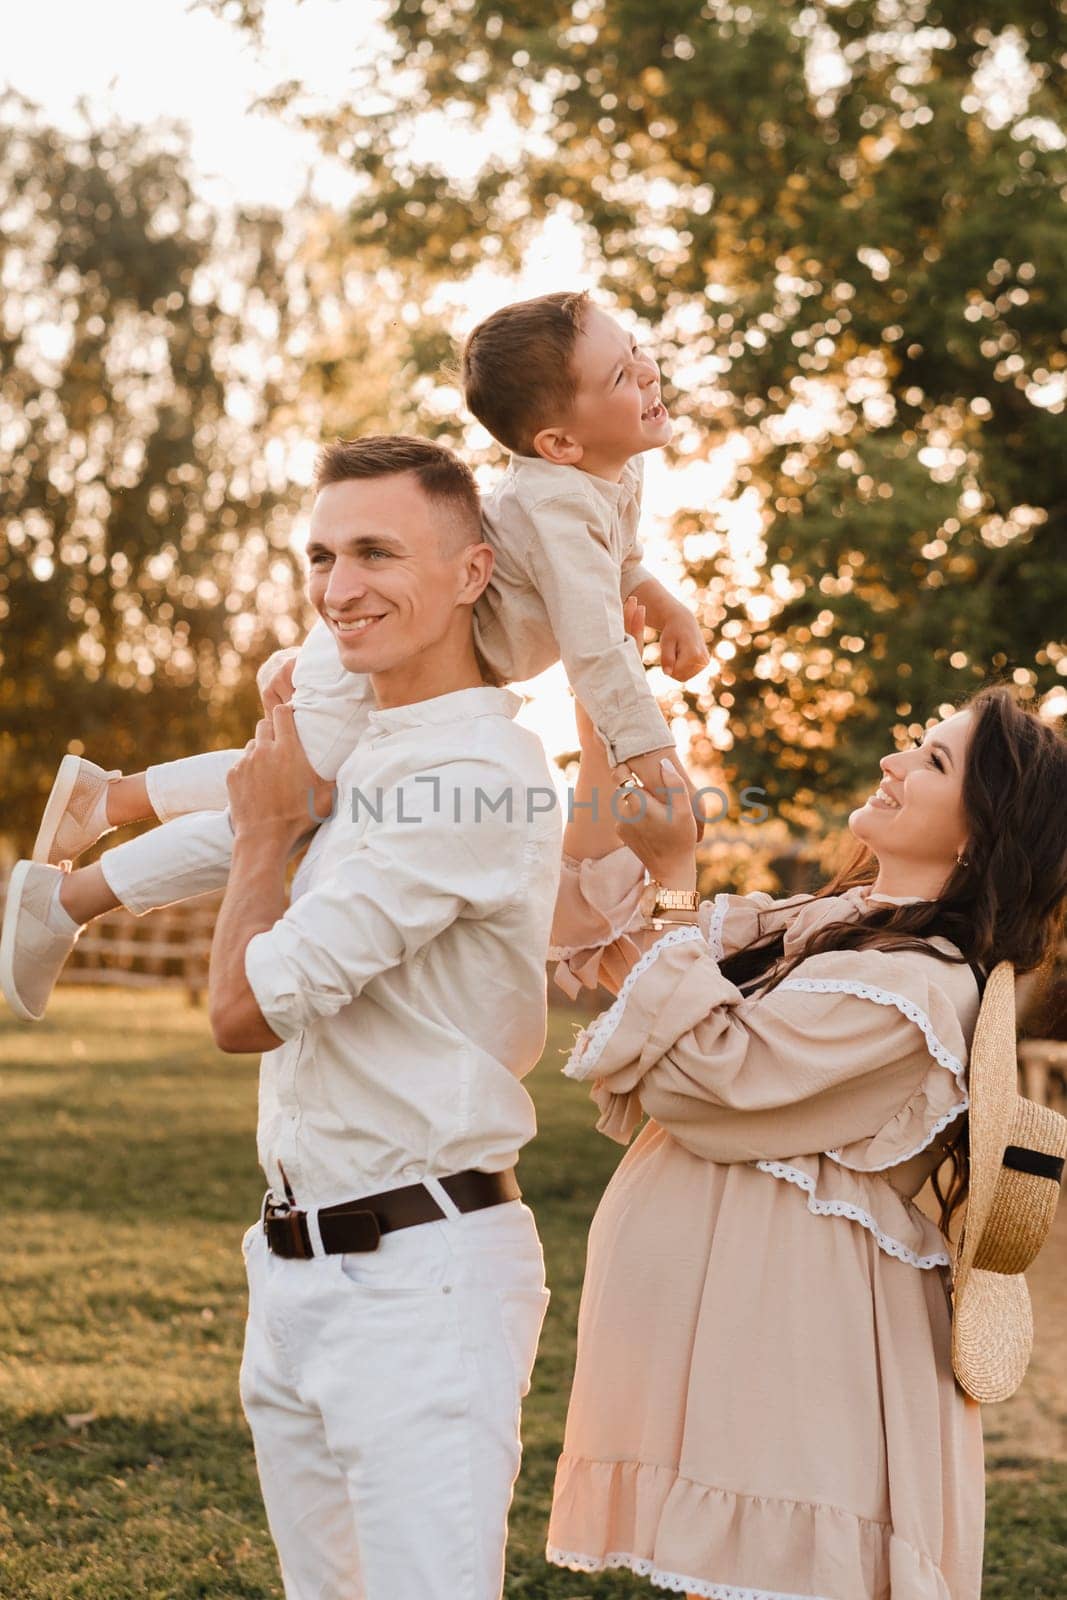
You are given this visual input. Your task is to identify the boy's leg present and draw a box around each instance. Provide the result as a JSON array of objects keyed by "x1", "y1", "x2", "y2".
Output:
[
  {"x1": 146, "y1": 626, "x2": 372, "y2": 826},
  {"x1": 96, "y1": 626, "x2": 370, "y2": 916},
  {"x1": 287, "y1": 618, "x2": 375, "y2": 782},
  {"x1": 38, "y1": 622, "x2": 367, "y2": 867},
  {"x1": 1, "y1": 810, "x2": 243, "y2": 1021},
  {"x1": 144, "y1": 750, "x2": 242, "y2": 822},
  {"x1": 33, "y1": 750, "x2": 241, "y2": 867},
  {"x1": 95, "y1": 809, "x2": 239, "y2": 917}
]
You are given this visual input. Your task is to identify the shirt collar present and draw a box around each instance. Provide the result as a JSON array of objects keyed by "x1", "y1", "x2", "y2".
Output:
[
  {"x1": 366, "y1": 685, "x2": 522, "y2": 735},
  {"x1": 507, "y1": 452, "x2": 631, "y2": 508}
]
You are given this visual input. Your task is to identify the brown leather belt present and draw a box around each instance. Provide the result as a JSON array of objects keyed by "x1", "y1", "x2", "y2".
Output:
[{"x1": 263, "y1": 1168, "x2": 521, "y2": 1259}]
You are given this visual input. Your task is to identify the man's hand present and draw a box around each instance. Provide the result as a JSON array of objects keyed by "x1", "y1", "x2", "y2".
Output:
[
  {"x1": 227, "y1": 704, "x2": 335, "y2": 850},
  {"x1": 659, "y1": 604, "x2": 710, "y2": 681}
]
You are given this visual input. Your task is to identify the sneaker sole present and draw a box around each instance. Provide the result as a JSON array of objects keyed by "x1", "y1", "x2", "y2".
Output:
[
  {"x1": 0, "y1": 859, "x2": 40, "y2": 1021},
  {"x1": 32, "y1": 754, "x2": 82, "y2": 865}
]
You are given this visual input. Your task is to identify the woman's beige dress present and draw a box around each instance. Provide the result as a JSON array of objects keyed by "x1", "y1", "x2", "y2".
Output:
[{"x1": 545, "y1": 851, "x2": 986, "y2": 1600}]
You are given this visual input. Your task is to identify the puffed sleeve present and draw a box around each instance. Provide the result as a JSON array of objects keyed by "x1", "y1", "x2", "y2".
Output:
[
  {"x1": 549, "y1": 847, "x2": 647, "y2": 998},
  {"x1": 565, "y1": 936, "x2": 976, "y2": 1162},
  {"x1": 548, "y1": 846, "x2": 836, "y2": 999}
]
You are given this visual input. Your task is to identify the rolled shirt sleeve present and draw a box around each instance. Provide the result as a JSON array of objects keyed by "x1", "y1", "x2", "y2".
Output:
[{"x1": 245, "y1": 759, "x2": 526, "y2": 1041}]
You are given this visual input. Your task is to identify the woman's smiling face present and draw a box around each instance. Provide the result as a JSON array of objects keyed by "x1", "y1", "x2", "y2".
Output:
[{"x1": 850, "y1": 709, "x2": 974, "y2": 894}]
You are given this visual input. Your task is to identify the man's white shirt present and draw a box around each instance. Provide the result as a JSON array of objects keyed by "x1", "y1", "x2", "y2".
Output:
[{"x1": 244, "y1": 686, "x2": 563, "y2": 1209}]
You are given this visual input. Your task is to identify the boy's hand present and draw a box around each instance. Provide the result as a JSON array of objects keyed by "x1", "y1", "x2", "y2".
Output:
[
  {"x1": 659, "y1": 607, "x2": 709, "y2": 681},
  {"x1": 227, "y1": 704, "x2": 335, "y2": 848}
]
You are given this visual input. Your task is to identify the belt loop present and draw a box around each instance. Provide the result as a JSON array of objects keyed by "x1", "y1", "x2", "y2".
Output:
[
  {"x1": 304, "y1": 1203, "x2": 326, "y2": 1259},
  {"x1": 422, "y1": 1174, "x2": 462, "y2": 1221}
]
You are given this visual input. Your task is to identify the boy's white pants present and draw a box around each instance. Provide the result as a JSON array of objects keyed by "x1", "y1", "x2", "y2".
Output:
[
  {"x1": 239, "y1": 1197, "x2": 549, "y2": 1600},
  {"x1": 102, "y1": 620, "x2": 369, "y2": 913}
]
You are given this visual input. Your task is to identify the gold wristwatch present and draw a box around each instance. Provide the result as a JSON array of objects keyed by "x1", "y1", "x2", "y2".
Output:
[{"x1": 639, "y1": 873, "x2": 701, "y2": 928}]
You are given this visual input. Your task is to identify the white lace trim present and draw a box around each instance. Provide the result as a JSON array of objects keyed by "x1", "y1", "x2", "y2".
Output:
[
  {"x1": 754, "y1": 1160, "x2": 951, "y2": 1270},
  {"x1": 705, "y1": 892, "x2": 731, "y2": 962},
  {"x1": 777, "y1": 976, "x2": 968, "y2": 1170},
  {"x1": 563, "y1": 925, "x2": 705, "y2": 1081},
  {"x1": 545, "y1": 1546, "x2": 831, "y2": 1599}
]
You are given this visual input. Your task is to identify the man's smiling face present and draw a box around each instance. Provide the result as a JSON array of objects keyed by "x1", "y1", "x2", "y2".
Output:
[{"x1": 305, "y1": 471, "x2": 481, "y2": 684}]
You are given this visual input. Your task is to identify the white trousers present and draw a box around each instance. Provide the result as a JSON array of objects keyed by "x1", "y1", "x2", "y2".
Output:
[
  {"x1": 239, "y1": 1198, "x2": 549, "y2": 1600},
  {"x1": 102, "y1": 621, "x2": 373, "y2": 914}
]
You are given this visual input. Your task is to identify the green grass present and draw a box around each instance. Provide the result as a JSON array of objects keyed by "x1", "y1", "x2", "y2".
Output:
[{"x1": 1, "y1": 989, "x2": 1064, "y2": 1597}]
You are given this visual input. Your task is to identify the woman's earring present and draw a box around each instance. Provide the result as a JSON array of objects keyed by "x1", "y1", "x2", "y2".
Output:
[{"x1": 956, "y1": 851, "x2": 970, "y2": 868}]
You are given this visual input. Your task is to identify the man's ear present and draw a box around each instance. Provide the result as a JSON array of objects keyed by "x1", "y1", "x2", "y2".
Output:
[
  {"x1": 531, "y1": 425, "x2": 584, "y2": 467},
  {"x1": 457, "y1": 542, "x2": 495, "y2": 606}
]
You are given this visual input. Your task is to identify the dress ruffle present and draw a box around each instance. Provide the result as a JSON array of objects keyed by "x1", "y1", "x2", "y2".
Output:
[
  {"x1": 548, "y1": 1459, "x2": 954, "y2": 1600},
  {"x1": 752, "y1": 1155, "x2": 952, "y2": 1269},
  {"x1": 775, "y1": 950, "x2": 970, "y2": 1170}
]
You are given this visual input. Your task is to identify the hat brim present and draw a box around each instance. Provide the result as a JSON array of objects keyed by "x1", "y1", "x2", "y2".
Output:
[
  {"x1": 952, "y1": 1267, "x2": 1033, "y2": 1403},
  {"x1": 954, "y1": 962, "x2": 1017, "y2": 1281}
]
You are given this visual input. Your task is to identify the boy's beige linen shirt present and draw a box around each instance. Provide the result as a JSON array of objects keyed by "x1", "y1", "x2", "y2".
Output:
[
  {"x1": 476, "y1": 453, "x2": 673, "y2": 766},
  {"x1": 243, "y1": 686, "x2": 563, "y2": 1210}
]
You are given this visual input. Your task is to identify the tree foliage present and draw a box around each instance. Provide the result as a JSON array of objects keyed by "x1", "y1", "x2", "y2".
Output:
[
  {"x1": 0, "y1": 100, "x2": 309, "y2": 845},
  {"x1": 213, "y1": 0, "x2": 1067, "y2": 815}
]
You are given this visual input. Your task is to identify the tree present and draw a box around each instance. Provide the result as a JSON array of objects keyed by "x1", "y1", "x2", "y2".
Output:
[
  {"x1": 210, "y1": 0, "x2": 1067, "y2": 818},
  {"x1": 0, "y1": 99, "x2": 308, "y2": 849}
]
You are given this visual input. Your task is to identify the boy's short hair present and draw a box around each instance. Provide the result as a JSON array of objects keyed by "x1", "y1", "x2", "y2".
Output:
[
  {"x1": 314, "y1": 434, "x2": 481, "y2": 549},
  {"x1": 461, "y1": 291, "x2": 591, "y2": 456}
]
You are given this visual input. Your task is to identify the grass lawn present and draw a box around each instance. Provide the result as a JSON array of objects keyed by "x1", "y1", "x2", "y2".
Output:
[{"x1": 1, "y1": 988, "x2": 1064, "y2": 1598}]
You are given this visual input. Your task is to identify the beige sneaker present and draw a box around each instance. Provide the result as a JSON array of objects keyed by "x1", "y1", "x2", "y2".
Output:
[
  {"x1": 0, "y1": 860, "x2": 81, "y2": 1022},
  {"x1": 32, "y1": 754, "x2": 119, "y2": 866}
]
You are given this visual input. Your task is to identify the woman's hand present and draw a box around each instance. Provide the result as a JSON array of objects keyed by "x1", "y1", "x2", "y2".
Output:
[{"x1": 612, "y1": 756, "x2": 698, "y2": 890}]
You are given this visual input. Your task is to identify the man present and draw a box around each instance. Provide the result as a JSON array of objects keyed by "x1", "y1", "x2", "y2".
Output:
[{"x1": 208, "y1": 437, "x2": 562, "y2": 1599}]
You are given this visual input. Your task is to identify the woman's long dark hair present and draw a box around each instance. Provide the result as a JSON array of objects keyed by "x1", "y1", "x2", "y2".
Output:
[{"x1": 718, "y1": 687, "x2": 1067, "y2": 1228}]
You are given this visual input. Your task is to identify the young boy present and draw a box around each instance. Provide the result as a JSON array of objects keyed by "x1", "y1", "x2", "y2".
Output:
[{"x1": 2, "y1": 294, "x2": 708, "y2": 1021}]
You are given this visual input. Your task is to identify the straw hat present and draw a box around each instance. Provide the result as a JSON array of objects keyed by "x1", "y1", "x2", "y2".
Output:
[{"x1": 952, "y1": 961, "x2": 1067, "y2": 1403}]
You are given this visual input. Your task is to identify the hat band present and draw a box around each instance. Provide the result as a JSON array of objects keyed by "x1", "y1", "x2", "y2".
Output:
[{"x1": 1002, "y1": 1145, "x2": 1065, "y2": 1183}]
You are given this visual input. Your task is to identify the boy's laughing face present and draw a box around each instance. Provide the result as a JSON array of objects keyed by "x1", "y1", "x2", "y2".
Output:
[{"x1": 539, "y1": 306, "x2": 671, "y2": 480}]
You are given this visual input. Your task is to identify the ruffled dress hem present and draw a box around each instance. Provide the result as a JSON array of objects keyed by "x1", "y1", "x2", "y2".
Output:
[{"x1": 547, "y1": 1458, "x2": 954, "y2": 1600}]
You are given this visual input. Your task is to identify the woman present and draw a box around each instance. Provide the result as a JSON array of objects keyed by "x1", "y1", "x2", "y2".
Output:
[{"x1": 546, "y1": 621, "x2": 1067, "y2": 1600}]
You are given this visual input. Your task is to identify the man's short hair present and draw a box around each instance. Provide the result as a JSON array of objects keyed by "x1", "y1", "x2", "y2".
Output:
[
  {"x1": 314, "y1": 434, "x2": 482, "y2": 550},
  {"x1": 461, "y1": 291, "x2": 591, "y2": 457}
]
